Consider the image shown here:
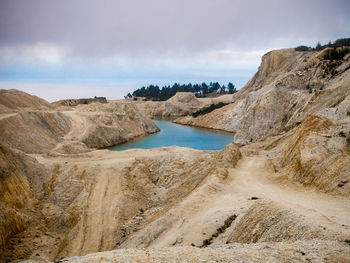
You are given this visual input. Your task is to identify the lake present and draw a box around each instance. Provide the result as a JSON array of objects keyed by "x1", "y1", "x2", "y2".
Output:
[{"x1": 111, "y1": 119, "x2": 233, "y2": 151}]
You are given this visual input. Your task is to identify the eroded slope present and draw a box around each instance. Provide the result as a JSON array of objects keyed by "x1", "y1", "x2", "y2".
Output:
[{"x1": 175, "y1": 48, "x2": 350, "y2": 144}]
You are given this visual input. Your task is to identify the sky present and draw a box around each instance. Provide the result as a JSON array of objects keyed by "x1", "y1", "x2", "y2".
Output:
[{"x1": 0, "y1": 0, "x2": 349, "y2": 101}]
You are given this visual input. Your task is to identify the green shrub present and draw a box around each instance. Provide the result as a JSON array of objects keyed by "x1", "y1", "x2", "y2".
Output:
[
  {"x1": 295, "y1": 38, "x2": 350, "y2": 52},
  {"x1": 295, "y1": 45, "x2": 310, "y2": 52},
  {"x1": 192, "y1": 102, "x2": 229, "y2": 117},
  {"x1": 324, "y1": 48, "x2": 349, "y2": 60}
]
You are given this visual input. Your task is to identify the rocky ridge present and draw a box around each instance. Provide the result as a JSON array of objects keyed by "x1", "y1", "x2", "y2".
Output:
[
  {"x1": 175, "y1": 47, "x2": 350, "y2": 144},
  {"x1": 135, "y1": 91, "x2": 235, "y2": 117},
  {"x1": 0, "y1": 90, "x2": 159, "y2": 154}
]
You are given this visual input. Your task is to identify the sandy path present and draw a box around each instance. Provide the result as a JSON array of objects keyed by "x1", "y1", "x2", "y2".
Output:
[
  {"x1": 61, "y1": 110, "x2": 90, "y2": 141},
  {"x1": 229, "y1": 156, "x2": 350, "y2": 228},
  {"x1": 0, "y1": 112, "x2": 17, "y2": 120},
  {"x1": 28, "y1": 147, "x2": 350, "y2": 258},
  {"x1": 122, "y1": 153, "x2": 350, "y2": 248}
]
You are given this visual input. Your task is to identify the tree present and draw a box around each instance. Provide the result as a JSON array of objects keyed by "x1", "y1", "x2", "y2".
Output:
[
  {"x1": 220, "y1": 85, "x2": 227, "y2": 93},
  {"x1": 315, "y1": 42, "x2": 323, "y2": 51},
  {"x1": 212, "y1": 82, "x2": 221, "y2": 93},
  {"x1": 295, "y1": 45, "x2": 309, "y2": 51},
  {"x1": 201, "y1": 83, "x2": 208, "y2": 95},
  {"x1": 193, "y1": 84, "x2": 201, "y2": 94},
  {"x1": 228, "y1": 83, "x2": 236, "y2": 93},
  {"x1": 127, "y1": 81, "x2": 238, "y2": 100},
  {"x1": 147, "y1": 85, "x2": 160, "y2": 98}
]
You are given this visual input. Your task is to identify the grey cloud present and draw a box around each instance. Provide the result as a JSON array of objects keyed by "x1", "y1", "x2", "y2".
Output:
[{"x1": 0, "y1": 0, "x2": 349, "y2": 59}]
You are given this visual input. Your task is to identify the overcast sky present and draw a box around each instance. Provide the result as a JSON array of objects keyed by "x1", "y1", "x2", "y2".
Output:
[{"x1": 0, "y1": 0, "x2": 349, "y2": 101}]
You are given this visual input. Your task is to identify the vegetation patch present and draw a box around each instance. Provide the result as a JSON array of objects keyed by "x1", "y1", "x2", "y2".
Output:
[
  {"x1": 323, "y1": 48, "x2": 349, "y2": 61},
  {"x1": 295, "y1": 38, "x2": 350, "y2": 52},
  {"x1": 249, "y1": 197, "x2": 259, "y2": 200},
  {"x1": 192, "y1": 102, "x2": 229, "y2": 117},
  {"x1": 125, "y1": 82, "x2": 237, "y2": 101}
]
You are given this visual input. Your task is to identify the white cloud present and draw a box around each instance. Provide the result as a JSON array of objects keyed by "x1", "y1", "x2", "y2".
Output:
[
  {"x1": 192, "y1": 48, "x2": 270, "y2": 68},
  {"x1": 0, "y1": 43, "x2": 69, "y2": 66}
]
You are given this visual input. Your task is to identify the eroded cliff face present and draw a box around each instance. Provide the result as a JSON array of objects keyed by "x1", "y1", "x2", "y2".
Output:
[
  {"x1": 135, "y1": 92, "x2": 235, "y2": 118},
  {"x1": 0, "y1": 90, "x2": 159, "y2": 154},
  {"x1": 0, "y1": 89, "x2": 53, "y2": 112},
  {"x1": 0, "y1": 143, "x2": 49, "y2": 261},
  {"x1": 58, "y1": 101, "x2": 159, "y2": 152},
  {"x1": 0, "y1": 90, "x2": 243, "y2": 261},
  {"x1": 0, "y1": 144, "x2": 243, "y2": 262},
  {"x1": 263, "y1": 115, "x2": 350, "y2": 195},
  {"x1": 175, "y1": 48, "x2": 350, "y2": 145},
  {"x1": 0, "y1": 90, "x2": 160, "y2": 261}
]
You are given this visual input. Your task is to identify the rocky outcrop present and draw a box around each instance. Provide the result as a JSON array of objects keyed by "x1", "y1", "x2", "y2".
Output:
[
  {"x1": 0, "y1": 144, "x2": 242, "y2": 262},
  {"x1": 135, "y1": 92, "x2": 202, "y2": 117},
  {"x1": 266, "y1": 115, "x2": 350, "y2": 195},
  {"x1": 0, "y1": 143, "x2": 49, "y2": 261},
  {"x1": 0, "y1": 89, "x2": 53, "y2": 112},
  {"x1": 135, "y1": 92, "x2": 235, "y2": 118},
  {"x1": 167, "y1": 92, "x2": 201, "y2": 105},
  {"x1": 0, "y1": 111, "x2": 71, "y2": 153},
  {"x1": 0, "y1": 144, "x2": 31, "y2": 255},
  {"x1": 175, "y1": 48, "x2": 350, "y2": 144},
  {"x1": 0, "y1": 90, "x2": 159, "y2": 154},
  {"x1": 227, "y1": 201, "x2": 344, "y2": 243},
  {"x1": 72, "y1": 102, "x2": 159, "y2": 150},
  {"x1": 52, "y1": 97, "x2": 107, "y2": 107}
]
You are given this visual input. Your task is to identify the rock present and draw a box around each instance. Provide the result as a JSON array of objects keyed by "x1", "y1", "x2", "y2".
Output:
[
  {"x1": 174, "y1": 48, "x2": 350, "y2": 145},
  {"x1": 0, "y1": 89, "x2": 53, "y2": 112},
  {"x1": 135, "y1": 92, "x2": 235, "y2": 118},
  {"x1": 0, "y1": 91, "x2": 159, "y2": 153},
  {"x1": 266, "y1": 115, "x2": 350, "y2": 195},
  {"x1": 52, "y1": 97, "x2": 107, "y2": 107}
]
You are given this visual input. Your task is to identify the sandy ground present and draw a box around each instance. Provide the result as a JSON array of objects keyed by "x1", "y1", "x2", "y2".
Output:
[
  {"x1": 230, "y1": 156, "x2": 350, "y2": 229},
  {"x1": 118, "y1": 152, "x2": 350, "y2": 249},
  {"x1": 40, "y1": 149, "x2": 349, "y2": 263},
  {"x1": 3, "y1": 133, "x2": 350, "y2": 262}
]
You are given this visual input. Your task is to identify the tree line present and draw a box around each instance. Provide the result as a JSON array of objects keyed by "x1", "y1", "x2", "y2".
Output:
[
  {"x1": 125, "y1": 82, "x2": 237, "y2": 101},
  {"x1": 295, "y1": 38, "x2": 350, "y2": 52}
]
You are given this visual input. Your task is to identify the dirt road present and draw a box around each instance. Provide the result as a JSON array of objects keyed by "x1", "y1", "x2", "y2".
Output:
[
  {"x1": 121, "y1": 154, "x2": 350, "y2": 248},
  {"x1": 230, "y1": 156, "x2": 350, "y2": 229}
]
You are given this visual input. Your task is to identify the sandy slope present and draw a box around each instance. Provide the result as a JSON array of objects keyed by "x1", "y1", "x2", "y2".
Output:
[
  {"x1": 119, "y1": 154, "x2": 350, "y2": 249},
  {"x1": 57, "y1": 153, "x2": 350, "y2": 263},
  {"x1": 59, "y1": 241, "x2": 350, "y2": 263},
  {"x1": 174, "y1": 48, "x2": 350, "y2": 145},
  {"x1": 2, "y1": 129, "x2": 349, "y2": 262},
  {"x1": 230, "y1": 156, "x2": 350, "y2": 229},
  {"x1": 2, "y1": 112, "x2": 349, "y2": 262}
]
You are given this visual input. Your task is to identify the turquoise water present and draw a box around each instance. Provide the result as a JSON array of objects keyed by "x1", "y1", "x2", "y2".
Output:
[{"x1": 111, "y1": 120, "x2": 233, "y2": 151}]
